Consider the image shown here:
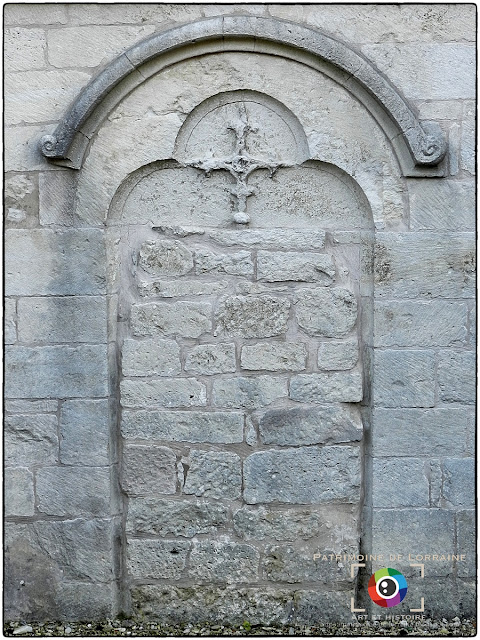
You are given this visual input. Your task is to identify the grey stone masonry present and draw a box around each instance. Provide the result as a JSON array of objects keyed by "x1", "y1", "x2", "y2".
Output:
[
  {"x1": 185, "y1": 343, "x2": 236, "y2": 375},
  {"x1": 241, "y1": 342, "x2": 307, "y2": 371},
  {"x1": 317, "y1": 341, "x2": 359, "y2": 370},
  {"x1": 59, "y1": 399, "x2": 110, "y2": 466},
  {"x1": 138, "y1": 239, "x2": 193, "y2": 276},
  {"x1": 122, "y1": 338, "x2": 181, "y2": 377},
  {"x1": 122, "y1": 444, "x2": 177, "y2": 495},
  {"x1": 189, "y1": 540, "x2": 260, "y2": 584},
  {"x1": 120, "y1": 378, "x2": 206, "y2": 408},
  {"x1": 131, "y1": 301, "x2": 212, "y2": 338},
  {"x1": 257, "y1": 252, "x2": 335, "y2": 283},
  {"x1": 294, "y1": 288, "x2": 357, "y2": 337},
  {"x1": 182, "y1": 450, "x2": 242, "y2": 500},
  {"x1": 215, "y1": 296, "x2": 290, "y2": 338}
]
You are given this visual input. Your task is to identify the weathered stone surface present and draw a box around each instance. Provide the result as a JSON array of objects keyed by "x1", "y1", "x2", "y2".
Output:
[
  {"x1": 373, "y1": 350, "x2": 435, "y2": 407},
  {"x1": 241, "y1": 342, "x2": 307, "y2": 371},
  {"x1": 5, "y1": 414, "x2": 58, "y2": 466},
  {"x1": 5, "y1": 173, "x2": 38, "y2": 227},
  {"x1": 233, "y1": 505, "x2": 358, "y2": 543},
  {"x1": 4, "y1": 4, "x2": 68, "y2": 25},
  {"x1": 138, "y1": 279, "x2": 229, "y2": 298},
  {"x1": 17, "y1": 296, "x2": 107, "y2": 343},
  {"x1": 244, "y1": 446, "x2": 361, "y2": 504},
  {"x1": 257, "y1": 252, "x2": 335, "y2": 283},
  {"x1": 374, "y1": 301, "x2": 467, "y2": 347},
  {"x1": 6, "y1": 399, "x2": 57, "y2": 413},
  {"x1": 126, "y1": 498, "x2": 229, "y2": 537},
  {"x1": 138, "y1": 239, "x2": 193, "y2": 276},
  {"x1": 131, "y1": 301, "x2": 212, "y2": 338},
  {"x1": 127, "y1": 539, "x2": 190, "y2": 580},
  {"x1": 215, "y1": 295, "x2": 290, "y2": 338},
  {"x1": 442, "y1": 458, "x2": 475, "y2": 508},
  {"x1": 373, "y1": 408, "x2": 471, "y2": 456},
  {"x1": 374, "y1": 233, "x2": 475, "y2": 298},
  {"x1": 131, "y1": 584, "x2": 293, "y2": 625},
  {"x1": 4, "y1": 27, "x2": 46, "y2": 73},
  {"x1": 189, "y1": 540, "x2": 259, "y2": 583},
  {"x1": 5, "y1": 298, "x2": 16, "y2": 344},
  {"x1": 212, "y1": 376, "x2": 287, "y2": 409},
  {"x1": 409, "y1": 180, "x2": 475, "y2": 231},
  {"x1": 456, "y1": 510, "x2": 475, "y2": 577},
  {"x1": 5, "y1": 468, "x2": 34, "y2": 516},
  {"x1": 460, "y1": 101, "x2": 474, "y2": 175},
  {"x1": 182, "y1": 450, "x2": 242, "y2": 500},
  {"x1": 5, "y1": 519, "x2": 113, "y2": 582},
  {"x1": 372, "y1": 508, "x2": 455, "y2": 577},
  {"x1": 48, "y1": 25, "x2": 155, "y2": 68},
  {"x1": 60, "y1": 399, "x2": 109, "y2": 466},
  {"x1": 263, "y1": 545, "x2": 354, "y2": 584},
  {"x1": 5, "y1": 345, "x2": 108, "y2": 399},
  {"x1": 185, "y1": 343, "x2": 236, "y2": 375},
  {"x1": 373, "y1": 458, "x2": 429, "y2": 507},
  {"x1": 208, "y1": 228, "x2": 326, "y2": 250},
  {"x1": 293, "y1": 589, "x2": 358, "y2": 623},
  {"x1": 294, "y1": 288, "x2": 357, "y2": 337},
  {"x1": 122, "y1": 338, "x2": 180, "y2": 376},
  {"x1": 38, "y1": 171, "x2": 76, "y2": 226},
  {"x1": 67, "y1": 3, "x2": 202, "y2": 25},
  {"x1": 317, "y1": 341, "x2": 358, "y2": 370},
  {"x1": 289, "y1": 372, "x2": 363, "y2": 403},
  {"x1": 5, "y1": 229, "x2": 106, "y2": 296},
  {"x1": 438, "y1": 351, "x2": 475, "y2": 403},
  {"x1": 36, "y1": 467, "x2": 110, "y2": 517},
  {"x1": 195, "y1": 249, "x2": 253, "y2": 276},
  {"x1": 121, "y1": 410, "x2": 244, "y2": 443},
  {"x1": 259, "y1": 406, "x2": 362, "y2": 446},
  {"x1": 122, "y1": 444, "x2": 176, "y2": 495},
  {"x1": 120, "y1": 378, "x2": 206, "y2": 408}
]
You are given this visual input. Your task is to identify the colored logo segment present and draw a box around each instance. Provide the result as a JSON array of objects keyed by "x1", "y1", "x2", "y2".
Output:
[{"x1": 368, "y1": 568, "x2": 408, "y2": 608}]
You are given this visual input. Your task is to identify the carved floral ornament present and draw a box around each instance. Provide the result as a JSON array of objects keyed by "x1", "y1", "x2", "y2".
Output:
[{"x1": 39, "y1": 16, "x2": 447, "y2": 177}]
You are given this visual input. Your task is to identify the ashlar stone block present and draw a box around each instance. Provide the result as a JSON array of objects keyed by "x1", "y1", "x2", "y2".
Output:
[
  {"x1": 212, "y1": 376, "x2": 287, "y2": 409},
  {"x1": 122, "y1": 444, "x2": 177, "y2": 496},
  {"x1": 60, "y1": 399, "x2": 109, "y2": 466},
  {"x1": 215, "y1": 295, "x2": 290, "y2": 338},
  {"x1": 257, "y1": 252, "x2": 335, "y2": 283},
  {"x1": 122, "y1": 338, "x2": 181, "y2": 376},
  {"x1": 185, "y1": 343, "x2": 236, "y2": 375},
  {"x1": 442, "y1": 458, "x2": 475, "y2": 508},
  {"x1": 182, "y1": 450, "x2": 242, "y2": 500},
  {"x1": 138, "y1": 239, "x2": 193, "y2": 276},
  {"x1": 243, "y1": 446, "x2": 361, "y2": 504},
  {"x1": 5, "y1": 173, "x2": 38, "y2": 227},
  {"x1": 5, "y1": 414, "x2": 58, "y2": 466},
  {"x1": 5, "y1": 468, "x2": 34, "y2": 516},
  {"x1": 373, "y1": 350, "x2": 435, "y2": 407},
  {"x1": 4, "y1": 298, "x2": 16, "y2": 344},
  {"x1": 36, "y1": 467, "x2": 110, "y2": 517},
  {"x1": 373, "y1": 458, "x2": 429, "y2": 507},
  {"x1": 120, "y1": 378, "x2": 206, "y2": 409},
  {"x1": 294, "y1": 288, "x2": 357, "y2": 337},
  {"x1": 289, "y1": 372, "x2": 363, "y2": 403},
  {"x1": 131, "y1": 301, "x2": 212, "y2": 338},
  {"x1": 438, "y1": 351, "x2": 475, "y2": 403},
  {"x1": 241, "y1": 342, "x2": 307, "y2": 371}
]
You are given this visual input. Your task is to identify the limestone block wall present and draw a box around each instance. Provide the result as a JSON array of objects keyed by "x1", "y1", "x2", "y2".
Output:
[{"x1": 4, "y1": 3, "x2": 476, "y2": 623}]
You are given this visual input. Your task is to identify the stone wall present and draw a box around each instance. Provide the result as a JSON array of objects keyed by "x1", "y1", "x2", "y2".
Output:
[{"x1": 4, "y1": 3, "x2": 475, "y2": 623}]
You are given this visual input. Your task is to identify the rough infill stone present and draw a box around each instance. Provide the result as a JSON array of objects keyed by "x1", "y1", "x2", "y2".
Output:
[
  {"x1": 121, "y1": 411, "x2": 243, "y2": 443},
  {"x1": 257, "y1": 252, "x2": 335, "y2": 283},
  {"x1": 36, "y1": 467, "x2": 110, "y2": 517},
  {"x1": 294, "y1": 589, "x2": 357, "y2": 624},
  {"x1": 438, "y1": 351, "x2": 475, "y2": 404},
  {"x1": 5, "y1": 468, "x2": 34, "y2": 516},
  {"x1": 131, "y1": 585, "x2": 293, "y2": 625},
  {"x1": 60, "y1": 399, "x2": 109, "y2": 466},
  {"x1": 182, "y1": 450, "x2": 242, "y2": 500},
  {"x1": 122, "y1": 444, "x2": 176, "y2": 496},
  {"x1": 17, "y1": 296, "x2": 107, "y2": 344},
  {"x1": 208, "y1": 228, "x2": 326, "y2": 250},
  {"x1": 374, "y1": 301, "x2": 467, "y2": 347},
  {"x1": 457, "y1": 510, "x2": 475, "y2": 578},
  {"x1": 127, "y1": 539, "x2": 190, "y2": 580},
  {"x1": 215, "y1": 295, "x2": 289, "y2": 338},
  {"x1": 122, "y1": 338, "x2": 180, "y2": 376},
  {"x1": 185, "y1": 343, "x2": 236, "y2": 375},
  {"x1": 126, "y1": 498, "x2": 229, "y2": 537},
  {"x1": 442, "y1": 458, "x2": 475, "y2": 508},
  {"x1": 5, "y1": 229, "x2": 106, "y2": 296},
  {"x1": 138, "y1": 279, "x2": 229, "y2": 298},
  {"x1": 5, "y1": 344, "x2": 108, "y2": 399},
  {"x1": 213, "y1": 376, "x2": 287, "y2": 409},
  {"x1": 5, "y1": 413, "x2": 58, "y2": 466},
  {"x1": 5, "y1": 518, "x2": 114, "y2": 583},
  {"x1": 263, "y1": 544, "x2": 354, "y2": 584},
  {"x1": 373, "y1": 408, "x2": 470, "y2": 457},
  {"x1": 189, "y1": 540, "x2": 260, "y2": 584},
  {"x1": 241, "y1": 342, "x2": 307, "y2": 371},
  {"x1": 131, "y1": 301, "x2": 212, "y2": 338},
  {"x1": 290, "y1": 372, "x2": 363, "y2": 403},
  {"x1": 120, "y1": 378, "x2": 206, "y2": 408},
  {"x1": 137, "y1": 239, "x2": 193, "y2": 276},
  {"x1": 259, "y1": 406, "x2": 362, "y2": 446},
  {"x1": 243, "y1": 446, "x2": 360, "y2": 504},
  {"x1": 373, "y1": 458, "x2": 429, "y2": 508},
  {"x1": 373, "y1": 350, "x2": 435, "y2": 408},
  {"x1": 318, "y1": 341, "x2": 359, "y2": 371},
  {"x1": 295, "y1": 288, "x2": 357, "y2": 337},
  {"x1": 233, "y1": 505, "x2": 358, "y2": 543},
  {"x1": 195, "y1": 249, "x2": 253, "y2": 276}
]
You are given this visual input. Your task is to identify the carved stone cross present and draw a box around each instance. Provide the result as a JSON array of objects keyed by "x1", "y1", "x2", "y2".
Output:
[{"x1": 188, "y1": 106, "x2": 285, "y2": 224}]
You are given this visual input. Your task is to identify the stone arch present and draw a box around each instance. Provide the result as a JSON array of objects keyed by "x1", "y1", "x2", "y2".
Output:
[{"x1": 40, "y1": 16, "x2": 447, "y2": 176}]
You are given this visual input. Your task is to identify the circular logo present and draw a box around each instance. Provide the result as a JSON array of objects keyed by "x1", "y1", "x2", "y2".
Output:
[{"x1": 368, "y1": 568, "x2": 407, "y2": 608}]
